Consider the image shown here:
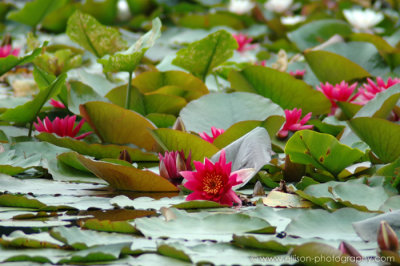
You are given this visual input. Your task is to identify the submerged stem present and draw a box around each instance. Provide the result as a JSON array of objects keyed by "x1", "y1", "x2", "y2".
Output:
[
  {"x1": 125, "y1": 71, "x2": 133, "y2": 109},
  {"x1": 28, "y1": 122, "x2": 33, "y2": 137}
]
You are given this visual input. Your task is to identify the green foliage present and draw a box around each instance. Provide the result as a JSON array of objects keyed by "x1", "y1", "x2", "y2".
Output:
[{"x1": 172, "y1": 30, "x2": 238, "y2": 81}]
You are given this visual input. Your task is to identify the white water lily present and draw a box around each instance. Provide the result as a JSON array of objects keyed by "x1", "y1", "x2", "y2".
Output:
[
  {"x1": 228, "y1": 0, "x2": 255, "y2": 15},
  {"x1": 343, "y1": 9, "x2": 384, "y2": 31},
  {"x1": 264, "y1": 0, "x2": 292, "y2": 13},
  {"x1": 281, "y1": 15, "x2": 306, "y2": 25}
]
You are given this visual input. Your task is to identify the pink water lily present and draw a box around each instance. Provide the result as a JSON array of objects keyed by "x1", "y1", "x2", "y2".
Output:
[
  {"x1": 355, "y1": 77, "x2": 400, "y2": 104},
  {"x1": 289, "y1": 69, "x2": 306, "y2": 79},
  {"x1": 180, "y1": 150, "x2": 244, "y2": 206},
  {"x1": 0, "y1": 45, "x2": 19, "y2": 58},
  {"x1": 49, "y1": 99, "x2": 66, "y2": 109},
  {"x1": 317, "y1": 81, "x2": 359, "y2": 114},
  {"x1": 34, "y1": 115, "x2": 92, "y2": 140},
  {"x1": 199, "y1": 127, "x2": 224, "y2": 143},
  {"x1": 159, "y1": 150, "x2": 192, "y2": 186},
  {"x1": 277, "y1": 108, "x2": 313, "y2": 138},
  {"x1": 232, "y1": 33, "x2": 257, "y2": 52}
]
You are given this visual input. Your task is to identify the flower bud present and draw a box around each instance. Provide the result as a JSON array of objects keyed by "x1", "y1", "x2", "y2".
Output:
[
  {"x1": 378, "y1": 221, "x2": 399, "y2": 252},
  {"x1": 118, "y1": 149, "x2": 132, "y2": 164},
  {"x1": 339, "y1": 241, "x2": 362, "y2": 259},
  {"x1": 159, "y1": 150, "x2": 192, "y2": 186}
]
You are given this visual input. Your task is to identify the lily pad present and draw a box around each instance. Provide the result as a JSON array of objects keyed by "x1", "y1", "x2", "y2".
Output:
[
  {"x1": 229, "y1": 66, "x2": 331, "y2": 115},
  {"x1": 172, "y1": 30, "x2": 238, "y2": 81},
  {"x1": 285, "y1": 130, "x2": 364, "y2": 176},
  {"x1": 66, "y1": 10, "x2": 126, "y2": 58},
  {"x1": 76, "y1": 153, "x2": 178, "y2": 192},
  {"x1": 180, "y1": 92, "x2": 284, "y2": 133},
  {"x1": 348, "y1": 117, "x2": 400, "y2": 163},
  {"x1": 80, "y1": 101, "x2": 157, "y2": 151}
]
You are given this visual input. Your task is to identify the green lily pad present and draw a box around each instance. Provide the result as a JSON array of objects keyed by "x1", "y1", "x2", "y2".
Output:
[
  {"x1": 285, "y1": 130, "x2": 364, "y2": 176},
  {"x1": 348, "y1": 117, "x2": 400, "y2": 163},
  {"x1": 0, "y1": 231, "x2": 63, "y2": 249},
  {"x1": 151, "y1": 128, "x2": 219, "y2": 162},
  {"x1": 82, "y1": 219, "x2": 138, "y2": 234},
  {"x1": 0, "y1": 194, "x2": 46, "y2": 209},
  {"x1": 330, "y1": 183, "x2": 389, "y2": 212},
  {"x1": 132, "y1": 70, "x2": 208, "y2": 101},
  {"x1": 50, "y1": 226, "x2": 134, "y2": 250},
  {"x1": 36, "y1": 133, "x2": 157, "y2": 161},
  {"x1": 172, "y1": 30, "x2": 238, "y2": 81},
  {"x1": 80, "y1": 101, "x2": 157, "y2": 151},
  {"x1": 66, "y1": 10, "x2": 126, "y2": 58},
  {"x1": 305, "y1": 50, "x2": 371, "y2": 84},
  {"x1": 285, "y1": 208, "x2": 377, "y2": 241},
  {"x1": 67, "y1": 81, "x2": 105, "y2": 115},
  {"x1": 229, "y1": 66, "x2": 331, "y2": 115},
  {"x1": 288, "y1": 19, "x2": 352, "y2": 51},
  {"x1": 76, "y1": 153, "x2": 178, "y2": 192},
  {"x1": 134, "y1": 209, "x2": 275, "y2": 241},
  {"x1": 99, "y1": 18, "x2": 161, "y2": 73},
  {"x1": 180, "y1": 92, "x2": 284, "y2": 134}
]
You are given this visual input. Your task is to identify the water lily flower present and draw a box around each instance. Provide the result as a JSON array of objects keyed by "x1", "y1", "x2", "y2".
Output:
[
  {"x1": 281, "y1": 15, "x2": 306, "y2": 25},
  {"x1": 355, "y1": 77, "x2": 400, "y2": 104},
  {"x1": 34, "y1": 115, "x2": 92, "y2": 140},
  {"x1": 339, "y1": 241, "x2": 362, "y2": 259},
  {"x1": 199, "y1": 127, "x2": 225, "y2": 143},
  {"x1": 228, "y1": 0, "x2": 255, "y2": 15},
  {"x1": 264, "y1": 0, "x2": 292, "y2": 13},
  {"x1": 289, "y1": 69, "x2": 306, "y2": 79},
  {"x1": 277, "y1": 108, "x2": 313, "y2": 139},
  {"x1": 180, "y1": 150, "x2": 243, "y2": 206},
  {"x1": 49, "y1": 99, "x2": 66, "y2": 109},
  {"x1": 317, "y1": 81, "x2": 359, "y2": 114},
  {"x1": 232, "y1": 33, "x2": 257, "y2": 53},
  {"x1": 159, "y1": 150, "x2": 192, "y2": 186},
  {"x1": 343, "y1": 9, "x2": 384, "y2": 32},
  {"x1": 0, "y1": 45, "x2": 19, "y2": 58}
]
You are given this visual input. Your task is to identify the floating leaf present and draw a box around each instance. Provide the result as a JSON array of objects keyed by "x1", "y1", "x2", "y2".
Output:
[
  {"x1": 0, "y1": 194, "x2": 46, "y2": 209},
  {"x1": 36, "y1": 133, "x2": 157, "y2": 161},
  {"x1": 288, "y1": 19, "x2": 352, "y2": 51},
  {"x1": 229, "y1": 66, "x2": 331, "y2": 115},
  {"x1": 172, "y1": 30, "x2": 238, "y2": 80},
  {"x1": 0, "y1": 74, "x2": 67, "y2": 123},
  {"x1": 305, "y1": 50, "x2": 371, "y2": 84},
  {"x1": 80, "y1": 101, "x2": 156, "y2": 151},
  {"x1": 285, "y1": 130, "x2": 364, "y2": 176},
  {"x1": 151, "y1": 128, "x2": 219, "y2": 162},
  {"x1": 66, "y1": 10, "x2": 126, "y2": 58},
  {"x1": 285, "y1": 208, "x2": 376, "y2": 241},
  {"x1": 134, "y1": 209, "x2": 275, "y2": 241},
  {"x1": 82, "y1": 219, "x2": 139, "y2": 234},
  {"x1": 349, "y1": 117, "x2": 400, "y2": 163},
  {"x1": 68, "y1": 81, "x2": 105, "y2": 114},
  {"x1": 132, "y1": 70, "x2": 208, "y2": 101},
  {"x1": 99, "y1": 18, "x2": 161, "y2": 73},
  {"x1": 0, "y1": 231, "x2": 63, "y2": 249},
  {"x1": 180, "y1": 92, "x2": 284, "y2": 133},
  {"x1": 76, "y1": 153, "x2": 178, "y2": 192}
]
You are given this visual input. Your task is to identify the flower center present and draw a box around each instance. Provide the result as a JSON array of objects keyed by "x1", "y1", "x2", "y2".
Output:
[{"x1": 203, "y1": 173, "x2": 223, "y2": 195}]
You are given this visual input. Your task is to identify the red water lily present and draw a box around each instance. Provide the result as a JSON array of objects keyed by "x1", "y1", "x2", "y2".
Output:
[
  {"x1": 49, "y1": 99, "x2": 66, "y2": 109},
  {"x1": 277, "y1": 108, "x2": 313, "y2": 139},
  {"x1": 199, "y1": 127, "x2": 224, "y2": 143},
  {"x1": 0, "y1": 45, "x2": 19, "y2": 58},
  {"x1": 355, "y1": 77, "x2": 400, "y2": 104},
  {"x1": 232, "y1": 33, "x2": 257, "y2": 52},
  {"x1": 180, "y1": 150, "x2": 243, "y2": 206},
  {"x1": 159, "y1": 150, "x2": 192, "y2": 186},
  {"x1": 34, "y1": 115, "x2": 92, "y2": 140},
  {"x1": 317, "y1": 81, "x2": 359, "y2": 114}
]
